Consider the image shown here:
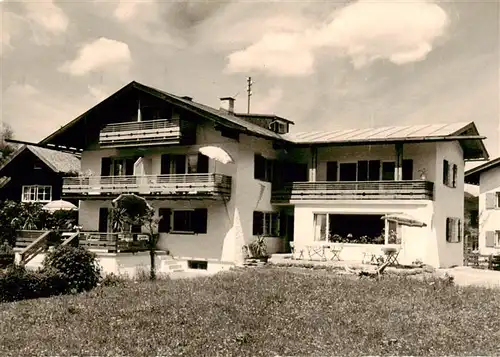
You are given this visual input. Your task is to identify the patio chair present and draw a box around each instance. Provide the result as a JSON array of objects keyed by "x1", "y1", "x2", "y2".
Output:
[
  {"x1": 289, "y1": 242, "x2": 304, "y2": 260},
  {"x1": 362, "y1": 247, "x2": 378, "y2": 265},
  {"x1": 329, "y1": 244, "x2": 343, "y2": 261}
]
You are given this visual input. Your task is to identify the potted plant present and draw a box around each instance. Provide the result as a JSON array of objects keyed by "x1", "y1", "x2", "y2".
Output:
[
  {"x1": 0, "y1": 241, "x2": 15, "y2": 268},
  {"x1": 247, "y1": 235, "x2": 270, "y2": 263},
  {"x1": 418, "y1": 168, "x2": 427, "y2": 180}
]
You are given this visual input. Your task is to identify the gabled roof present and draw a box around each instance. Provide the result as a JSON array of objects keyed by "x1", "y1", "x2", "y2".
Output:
[
  {"x1": 37, "y1": 80, "x2": 488, "y2": 162},
  {"x1": 0, "y1": 145, "x2": 80, "y2": 174},
  {"x1": 464, "y1": 157, "x2": 500, "y2": 185},
  {"x1": 284, "y1": 122, "x2": 488, "y2": 161},
  {"x1": 39, "y1": 81, "x2": 285, "y2": 149}
]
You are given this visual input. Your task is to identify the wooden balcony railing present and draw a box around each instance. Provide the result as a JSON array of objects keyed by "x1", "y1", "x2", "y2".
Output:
[
  {"x1": 99, "y1": 119, "x2": 181, "y2": 147},
  {"x1": 63, "y1": 173, "x2": 232, "y2": 200},
  {"x1": 271, "y1": 180, "x2": 434, "y2": 203},
  {"x1": 77, "y1": 232, "x2": 150, "y2": 252}
]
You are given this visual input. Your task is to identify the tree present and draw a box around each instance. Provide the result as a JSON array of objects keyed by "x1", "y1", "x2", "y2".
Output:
[
  {"x1": 110, "y1": 194, "x2": 161, "y2": 280},
  {"x1": 0, "y1": 123, "x2": 15, "y2": 165}
]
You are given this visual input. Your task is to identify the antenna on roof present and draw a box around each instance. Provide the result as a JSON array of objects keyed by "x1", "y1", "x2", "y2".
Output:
[{"x1": 246, "y1": 76, "x2": 253, "y2": 114}]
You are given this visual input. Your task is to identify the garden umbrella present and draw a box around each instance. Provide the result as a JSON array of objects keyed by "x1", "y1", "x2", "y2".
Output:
[
  {"x1": 381, "y1": 213, "x2": 427, "y2": 227},
  {"x1": 198, "y1": 146, "x2": 233, "y2": 165},
  {"x1": 42, "y1": 200, "x2": 78, "y2": 212},
  {"x1": 112, "y1": 193, "x2": 152, "y2": 213}
]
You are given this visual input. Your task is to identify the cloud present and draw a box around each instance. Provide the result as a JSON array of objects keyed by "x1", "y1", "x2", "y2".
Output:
[
  {"x1": 59, "y1": 38, "x2": 132, "y2": 76},
  {"x1": 87, "y1": 85, "x2": 109, "y2": 101},
  {"x1": 0, "y1": 12, "x2": 26, "y2": 56},
  {"x1": 2, "y1": 83, "x2": 94, "y2": 142},
  {"x1": 226, "y1": 0, "x2": 449, "y2": 76},
  {"x1": 251, "y1": 87, "x2": 284, "y2": 114},
  {"x1": 21, "y1": 0, "x2": 69, "y2": 33}
]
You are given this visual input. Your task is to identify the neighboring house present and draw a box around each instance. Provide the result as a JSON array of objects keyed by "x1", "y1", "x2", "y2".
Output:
[
  {"x1": 37, "y1": 81, "x2": 488, "y2": 271},
  {"x1": 0, "y1": 145, "x2": 80, "y2": 203},
  {"x1": 465, "y1": 158, "x2": 500, "y2": 254}
]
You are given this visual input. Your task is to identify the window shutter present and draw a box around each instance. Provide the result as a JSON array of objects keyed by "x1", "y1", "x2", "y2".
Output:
[
  {"x1": 160, "y1": 154, "x2": 171, "y2": 175},
  {"x1": 457, "y1": 219, "x2": 462, "y2": 242},
  {"x1": 254, "y1": 154, "x2": 265, "y2": 180},
  {"x1": 279, "y1": 212, "x2": 287, "y2": 237},
  {"x1": 402, "y1": 159, "x2": 414, "y2": 180},
  {"x1": 194, "y1": 208, "x2": 208, "y2": 234},
  {"x1": 158, "y1": 208, "x2": 171, "y2": 233},
  {"x1": 98, "y1": 208, "x2": 109, "y2": 232},
  {"x1": 101, "y1": 158, "x2": 111, "y2": 176},
  {"x1": 326, "y1": 161, "x2": 338, "y2": 181},
  {"x1": 253, "y1": 211, "x2": 264, "y2": 235},
  {"x1": 485, "y1": 192, "x2": 496, "y2": 210},
  {"x1": 452, "y1": 164, "x2": 458, "y2": 188},
  {"x1": 485, "y1": 231, "x2": 496, "y2": 247},
  {"x1": 197, "y1": 153, "x2": 209, "y2": 173},
  {"x1": 443, "y1": 160, "x2": 449, "y2": 185},
  {"x1": 125, "y1": 158, "x2": 135, "y2": 176},
  {"x1": 445, "y1": 218, "x2": 451, "y2": 242}
]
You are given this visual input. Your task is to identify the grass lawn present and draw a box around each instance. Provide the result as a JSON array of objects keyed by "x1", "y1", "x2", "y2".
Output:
[{"x1": 1, "y1": 267, "x2": 499, "y2": 356}]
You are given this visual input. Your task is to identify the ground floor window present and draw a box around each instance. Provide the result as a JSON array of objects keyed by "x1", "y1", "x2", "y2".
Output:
[
  {"x1": 313, "y1": 213, "x2": 392, "y2": 244},
  {"x1": 21, "y1": 185, "x2": 52, "y2": 202},
  {"x1": 157, "y1": 208, "x2": 208, "y2": 234},
  {"x1": 253, "y1": 211, "x2": 280, "y2": 236}
]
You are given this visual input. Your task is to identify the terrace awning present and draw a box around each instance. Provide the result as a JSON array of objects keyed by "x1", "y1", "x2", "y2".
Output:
[{"x1": 381, "y1": 213, "x2": 427, "y2": 227}]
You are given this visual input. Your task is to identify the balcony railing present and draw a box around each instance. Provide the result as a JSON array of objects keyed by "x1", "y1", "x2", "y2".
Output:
[
  {"x1": 99, "y1": 119, "x2": 181, "y2": 148},
  {"x1": 78, "y1": 232, "x2": 149, "y2": 252},
  {"x1": 271, "y1": 180, "x2": 434, "y2": 203},
  {"x1": 63, "y1": 173, "x2": 232, "y2": 200}
]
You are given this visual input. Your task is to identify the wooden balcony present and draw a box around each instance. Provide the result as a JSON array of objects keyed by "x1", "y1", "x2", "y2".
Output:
[
  {"x1": 99, "y1": 119, "x2": 181, "y2": 148},
  {"x1": 77, "y1": 232, "x2": 150, "y2": 252},
  {"x1": 63, "y1": 173, "x2": 232, "y2": 200},
  {"x1": 271, "y1": 180, "x2": 434, "y2": 203}
]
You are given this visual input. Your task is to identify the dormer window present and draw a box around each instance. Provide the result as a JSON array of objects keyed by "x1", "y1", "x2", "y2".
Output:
[{"x1": 270, "y1": 121, "x2": 288, "y2": 134}]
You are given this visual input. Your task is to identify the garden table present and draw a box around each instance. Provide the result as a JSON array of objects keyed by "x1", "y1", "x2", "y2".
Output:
[
  {"x1": 383, "y1": 247, "x2": 401, "y2": 266},
  {"x1": 307, "y1": 245, "x2": 327, "y2": 261}
]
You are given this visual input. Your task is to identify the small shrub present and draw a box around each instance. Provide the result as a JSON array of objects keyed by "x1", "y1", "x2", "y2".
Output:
[
  {"x1": 0, "y1": 265, "x2": 67, "y2": 302},
  {"x1": 0, "y1": 241, "x2": 15, "y2": 268},
  {"x1": 100, "y1": 273, "x2": 127, "y2": 287},
  {"x1": 43, "y1": 245, "x2": 101, "y2": 293}
]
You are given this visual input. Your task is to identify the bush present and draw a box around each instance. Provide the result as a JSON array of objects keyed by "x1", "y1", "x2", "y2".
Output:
[
  {"x1": 0, "y1": 265, "x2": 67, "y2": 302},
  {"x1": 0, "y1": 241, "x2": 14, "y2": 268},
  {"x1": 43, "y1": 245, "x2": 101, "y2": 293}
]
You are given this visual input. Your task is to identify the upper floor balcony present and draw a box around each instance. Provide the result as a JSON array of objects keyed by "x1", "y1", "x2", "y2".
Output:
[
  {"x1": 62, "y1": 173, "x2": 232, "y2": 201},
  {"x1": 271, "y1": 180, "x2": 434, "y2": 204},
  {"x1": 99, "y1": 119, "x2": 181, "y2": 148}
]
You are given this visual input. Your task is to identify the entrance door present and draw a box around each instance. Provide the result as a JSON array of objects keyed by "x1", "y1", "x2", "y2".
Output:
[
  {"x1": 98, "y1": 208, "x2": 109, "y2": 233},
  {"x1": 285, "y1": 214, "x2": 295, "y2": 253}
]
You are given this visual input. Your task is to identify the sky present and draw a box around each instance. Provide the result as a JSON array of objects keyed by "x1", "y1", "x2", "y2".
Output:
[{"x1": 1, "y1": 0, "x2": 499, "y2": 171}]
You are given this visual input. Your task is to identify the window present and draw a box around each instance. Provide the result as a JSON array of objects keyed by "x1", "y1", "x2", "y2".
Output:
[
  {"x1": 157, "y1": 208, "x2": 207, "y2": 234},
  {"x1": 253, "y1": 211, "x2": 280, "y2": 236},
  {"x1": 22, "y1": 185, "x2": 52, "y2": 202},
  {"x1": 446, "y1": 217, "x2": 461, "y2": 243},
  {"x1": 314, "y1": 213, "x2": 328, "y2": 241},
  {"x1": 382, "y1": 162, "x2": 395, "y2": 181},
  {"x1": 160, "y1": 153, "x2": 209, "y2": 175},
  {"x1": 402, "y1": 159, "x2": 413, "y2": 180},
  {"x1": 356, "y1": 160, "x2": 382, "y2": 181},
  {"x1": 339, "y1": 163, "x2": 357, "y2": 181},
  {"x1": 188, "y1": 260, "x2": 208, "y2": 270},
  {"x1": 254, "y1": 154, "x2": 274, "y2": 182},
  {"x1": 485, "y1": 192, "x2": 500, "y2": 210},
  {"x1": 270, "y1": 121, "x2": 288, "y2": 134},
  {"x1": 485, "y1": 231, "x2": 500, "y2": 248}
]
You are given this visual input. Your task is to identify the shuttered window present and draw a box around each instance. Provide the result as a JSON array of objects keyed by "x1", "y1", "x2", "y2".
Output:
[
  {"x1": 485, "y1": 192, "x2": 500, "y2": 210},
  {"x1": 446, "y1": 217, "x2": 461, "y2": 243},
  {"x1": 254, "y1": 154, "x2": 274, "y2": 182},
  {"x1": 443, "y1": 160, "x2": 450, "y2": 186}
]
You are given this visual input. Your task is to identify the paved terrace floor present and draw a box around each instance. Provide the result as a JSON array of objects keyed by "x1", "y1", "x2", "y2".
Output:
[{"x1": 268, "y1": 254, "x2": 500, "y2": 289}]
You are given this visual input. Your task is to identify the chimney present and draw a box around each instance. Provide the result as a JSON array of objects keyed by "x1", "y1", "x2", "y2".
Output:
[{"x1": 220, "y1": 97, "x2": 235, "y2": 114}]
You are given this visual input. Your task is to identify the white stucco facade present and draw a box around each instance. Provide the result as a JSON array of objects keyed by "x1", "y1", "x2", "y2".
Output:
[
  {"x1": 476, "y1": 165, "x2": 500, "y2": 255},
  {"x1": 74, "y1": 117, "x2": 470, "y2": 272}
]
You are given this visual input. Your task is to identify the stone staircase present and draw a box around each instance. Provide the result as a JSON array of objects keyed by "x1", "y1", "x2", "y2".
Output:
[{"x1": 162, "y1": 258, "x2": 184, "y2": 273}]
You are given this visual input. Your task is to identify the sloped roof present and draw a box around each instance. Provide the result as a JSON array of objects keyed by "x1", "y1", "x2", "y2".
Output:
[
  {"x1": 37, "y1": 81, "x2": 488, "y2": 161},
  {"x1": 0, "y1": 145, "x2": 80, "y2": 174},
  {"x1": 464, "y1": 157, "x2": 500, "y2": 185},
  {"x1": 284, "y1": 122, "x2": 476, "y2": 143},
  {"x1": 284, "y1": 121, "x2": 488, "y2": 161}
]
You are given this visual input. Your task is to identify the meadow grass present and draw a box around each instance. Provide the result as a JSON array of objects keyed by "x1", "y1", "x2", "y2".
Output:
[{"x1": 1, "y1": 267, "x2": 499, "y2": 356}]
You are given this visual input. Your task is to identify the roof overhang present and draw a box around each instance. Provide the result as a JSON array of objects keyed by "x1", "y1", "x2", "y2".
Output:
[
  {"x1": 465, "y1": 157, "x2": 500, "y2": 185},
  {"x1": 39, "y1": 81, "x2": 288, "y2": 150},
  {"x1": 285, "y1": 122, "x2": 489, "y2": 162}
]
